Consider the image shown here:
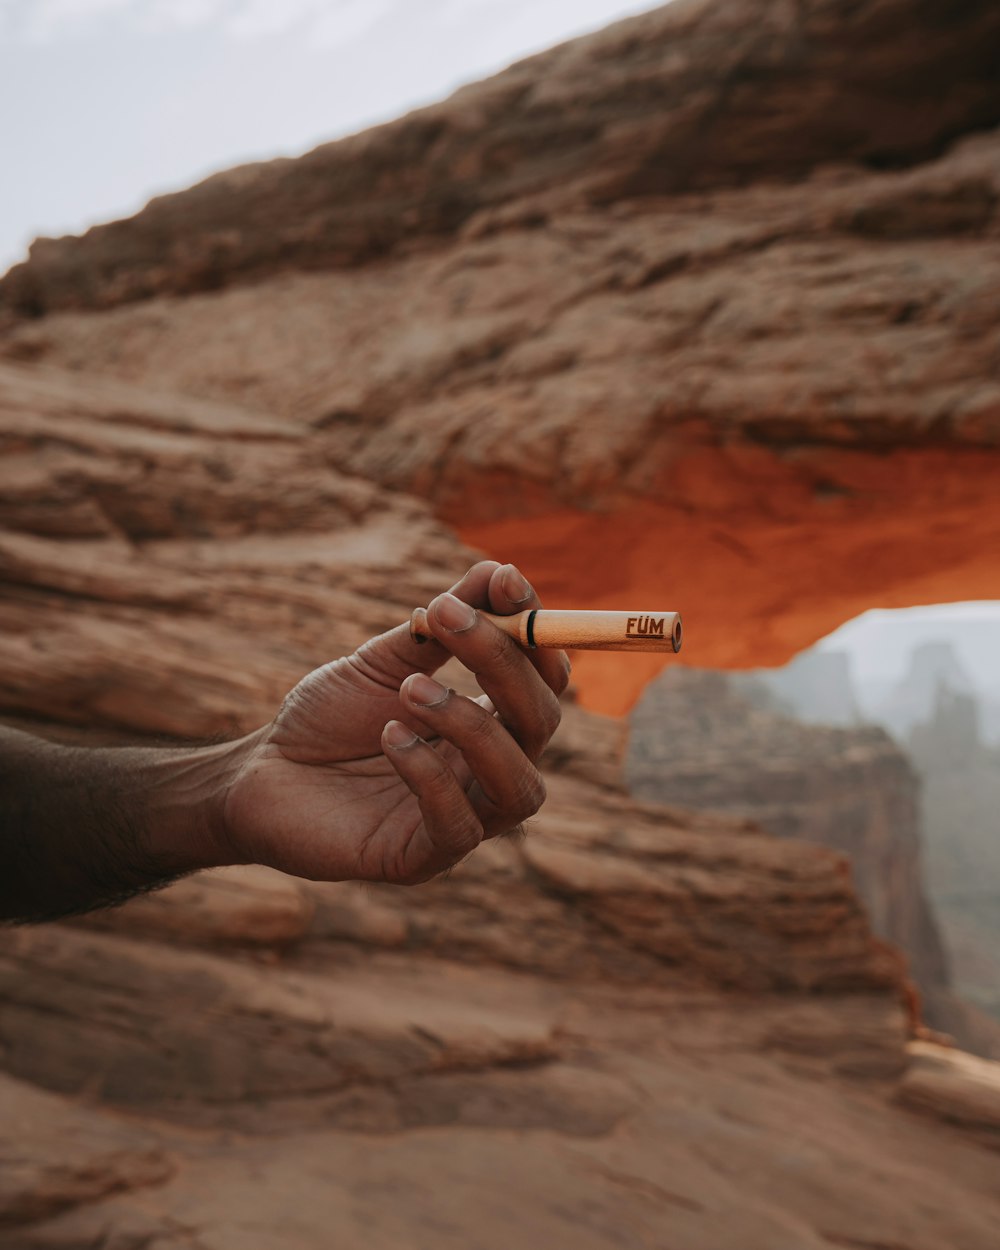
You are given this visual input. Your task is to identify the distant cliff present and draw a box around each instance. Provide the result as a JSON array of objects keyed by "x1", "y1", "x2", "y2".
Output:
[
  {"x1": 626, "y1": 668, "x2": 951, "y2": 1012},
  {"x1": 877, "y1": 641, "x2": 976, "y2": 740},
  {"x1": 910, "y1": 684, "x2": 1000, "y2": 1029},
  {"x1": 740, "y1": 650, "x2": 863, "y2": 728},
  {"x1": 726, "y1": 641, "x2": 1000, "y2": 1056}
]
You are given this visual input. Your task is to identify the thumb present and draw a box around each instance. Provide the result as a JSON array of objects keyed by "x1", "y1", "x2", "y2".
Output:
[{"x1": 353, "y1": 560, "x2": 503, "y2": 684}]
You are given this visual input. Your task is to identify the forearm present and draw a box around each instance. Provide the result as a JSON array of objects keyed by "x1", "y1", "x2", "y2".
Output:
[{"x1": 0, "y1": 725, "x2": 249, "y2": 923}]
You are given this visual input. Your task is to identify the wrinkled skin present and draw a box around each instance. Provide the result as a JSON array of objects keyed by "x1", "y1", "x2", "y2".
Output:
[{"x1": 221, "y1": 561, "x2": 569, "y2": 885}]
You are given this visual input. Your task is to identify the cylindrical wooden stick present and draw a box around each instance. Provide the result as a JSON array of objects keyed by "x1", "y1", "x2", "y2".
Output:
[{"x1": 410, "y1": 608, "x2": 682, "y2": 653}]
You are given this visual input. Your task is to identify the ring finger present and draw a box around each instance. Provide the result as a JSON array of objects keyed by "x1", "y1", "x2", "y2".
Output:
[{"x1": 399, "y1": 672, "x2": 546, "y2": 835}]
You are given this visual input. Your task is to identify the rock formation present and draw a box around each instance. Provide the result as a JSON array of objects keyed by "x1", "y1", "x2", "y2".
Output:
[
  {"x1": 877, "y1": 640, "x2": 977, "y2": 740},
  {"x1": 742, "y1": 649, "x2": 863, "y2": 728},
  {"x1": 720, "y1": 645, "x2": 1000, "y2": 1055},
  {"x1": 3, "y1": 4, "x2": 998, "y2": 717},
  {"x1": 625, "y1": 668, "x2": 953, "y2": 1009},
  {"x1": 909, "y1": 685, "x2": 1000, "y2": 1035},
  {"x1": 897, "y1": 1041, "x2": 1000, "y2": 1154},
  {"x1": 2, "y1": 0, "x2": 1000, "y2": 1243},
  {"x1": 3, "y1": 0, "x2": 999, "y2": 315},
  {"x1": 1, "y1": 348, "x2": 998, "y2": 1248}
]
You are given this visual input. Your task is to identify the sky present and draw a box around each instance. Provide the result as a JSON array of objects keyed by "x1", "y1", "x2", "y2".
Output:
[
  {"x1": 817, "y1": 602, "x2": 1000, "y2": 705},
  {"x1": 0, "y1": 0, "x2": 664, "y2": 275}
]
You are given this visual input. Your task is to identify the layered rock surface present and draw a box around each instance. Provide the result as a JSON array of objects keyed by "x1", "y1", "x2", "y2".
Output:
[
  {"x1": 3, "y1": 0, "x2": 1000, "y2": 1244},
  {"x1": 0, "y1": 1073, "x2": 172, "y2": 1231},
  {"x1": 1, "y1": 349, "x2": 998, "y2": 1249},
  {"x1": 2, "y1": 7, "x2": 999, "y2": 715},
  {"x1": 0, "y1": 361, "x2": 463, "y2": 737},
  {"x1": 2, "y1": 0, "x2": 999, "y2": 314}
]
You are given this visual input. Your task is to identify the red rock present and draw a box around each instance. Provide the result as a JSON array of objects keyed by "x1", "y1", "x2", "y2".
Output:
[
  {"x1": 2, "y1": 1, "x2": 1000, "y2": 1246},
  {"x1": 6, "y1": 998, "x2": 1000, "y2": 1250},
  {"x1": 0, "y1": 926, "x2": 560, "y2": 1120},
  {"x1": 74, "y1": 865, "x2": 314, "y2": 949},
  {"x1": 4, "y1": 132, "x2": 998, "y2": 721},
  {"x1": 0, "y1": 1072, "x2": 172, "y2": 1231},
  {"x1": 0, "y1": 361, "x2": 469, "y2": 738}
]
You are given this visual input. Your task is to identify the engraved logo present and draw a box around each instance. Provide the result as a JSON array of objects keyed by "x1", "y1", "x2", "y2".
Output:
[{"x1": 625, "y1": 615, "x2": 665, "y2": 638}]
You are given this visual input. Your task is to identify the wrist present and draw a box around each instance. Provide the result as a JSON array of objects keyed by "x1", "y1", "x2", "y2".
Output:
[
  {"x1": 132, "y1": 732, "x2": 263, "y2": 873},
  {"x1": 0, "y1": 724, "x2": 267, "y2": 924}
]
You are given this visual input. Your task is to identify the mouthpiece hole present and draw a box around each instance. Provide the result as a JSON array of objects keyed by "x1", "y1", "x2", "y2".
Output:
[{"x1": 673, "y1": 618, "x2": 683, "y2": 653}]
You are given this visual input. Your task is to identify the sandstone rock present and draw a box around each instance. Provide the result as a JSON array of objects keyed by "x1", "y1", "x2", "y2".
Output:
[
  {"x1": 0, "y1": 1072, "x2": 172, "y2": 1231},
  {"x1": 4, "y1": 137, "x2": 998, "y2": 722},
  {"x1": 0, "y1": 359, "x2": 903, "y2": 1004},
  {"x1": 0, "y1": 761, "x2": 908, "y2": 1130},
  {"x1": 73, "y1": 865, "x2": 314, "y2": 949},
  {"x1": 7, "y1": 1004, "x2": 1000, "y2": 1250},
  {"x1": 761, "y1": 995, "x2": 910, "y2": 1079},
  {"x1": 0, "y1": 925, "x2": 562, "y2": 1123},
  {"x1": 2, "y1": 2, "x2": 1000, "y2": 1246},
  {"x1": 9, "y1": 131, "x2": 999, "y2": 468},
  {"x1": 0, "y1": 361, "x2": 472, "y2": 738},
  {"x1": 301, "y1": 771, "x2": 900, "y2": 995},
  {"x1": 2, "y1": 0, "x2": 998, "y2": 316}
]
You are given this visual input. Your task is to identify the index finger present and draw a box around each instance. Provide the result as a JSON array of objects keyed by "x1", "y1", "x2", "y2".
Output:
[
  {"x1": 354, "y1": 560, "x2": 504, "y2": 684},
  {"x1": 486, "y1": 563, "x2": 571, "y2": 698},
  {"x1": 422, "y1": 592, "x2": 562, "y2": 761}
]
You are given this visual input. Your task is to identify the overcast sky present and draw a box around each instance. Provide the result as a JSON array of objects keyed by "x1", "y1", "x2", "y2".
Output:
[
  {"x1": 0, "y1": 0, "x2": 664, "y2": 274},
  {"x1": 818, "y1": 602, "x2": 1000, "y2": 704}
]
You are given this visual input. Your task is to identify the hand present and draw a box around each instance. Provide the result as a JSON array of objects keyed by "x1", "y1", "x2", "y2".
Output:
[{"x1": 218, "y1": 561, "x2": 569, "y2": 885}]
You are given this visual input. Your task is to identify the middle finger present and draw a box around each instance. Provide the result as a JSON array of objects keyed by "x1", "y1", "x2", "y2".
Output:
[
  {"x1": 399, "y1": 672, "x2": 547, "y2": 835},
  {"x1": 422, "y1": 591, "x2": 562, "y2": 761}
]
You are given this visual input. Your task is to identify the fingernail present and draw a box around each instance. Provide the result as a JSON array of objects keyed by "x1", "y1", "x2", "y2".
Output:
[
  {"x1": 384, "y1": 720, "x2": 419, "y2": 749},
  {"x1": 501, "y1": 564, "x2": 533, "y2": 603},
  {"x1": 409, "y1": 606, "x2": 430, "y2": 644},
  {"x1": 435, "y1": 592, "x2": 477, "y2": 632},
  {"x1": 407, "y1": 673, "x2": 450, "y2": 707}
]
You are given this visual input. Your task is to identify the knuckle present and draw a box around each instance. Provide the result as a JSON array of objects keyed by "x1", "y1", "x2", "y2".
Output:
[
  {"x1": 437, "y1": 803, "x2": 484, "y2": 856},
  {"x1": 413, "y1": 745, "x2": 448, "y2": 781},
  {"x1": 481, "y1": 626, "x2": 520, "y2": 673},
  {"x1": 512, "y1": 770, "x2": 546, "y2": 821},
  {"x1": 540, "y1": 693, "x2": 562, "y2": 739},
  {"x1": 547, "y1": 670, "x2": 569, "y2": 699},
  {"x1": 516, "y1": 699, "x2": 559, "y2": 760},
  {"x1": 464, "y1": 701, "x2": 499, "y2": 743},
  {"x1": 529, "y1": 771, "x2": 548, "y2": 811}
]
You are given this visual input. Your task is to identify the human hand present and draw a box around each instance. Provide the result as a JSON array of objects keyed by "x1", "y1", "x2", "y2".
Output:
[{"x1": 217, "y1": 561, "x2": 569, "y2": 885}]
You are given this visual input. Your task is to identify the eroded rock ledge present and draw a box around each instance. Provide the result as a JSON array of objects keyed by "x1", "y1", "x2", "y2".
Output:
[
  {"x1": 2, "y1": 0, "x2": 999, "y2": 315},
  {"x1": 2, "y1": 0, "x2": 1000, "y2": 1242},
  {"x1": 1, "y1": 350, "x2": 999, "y2": 1250}
]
